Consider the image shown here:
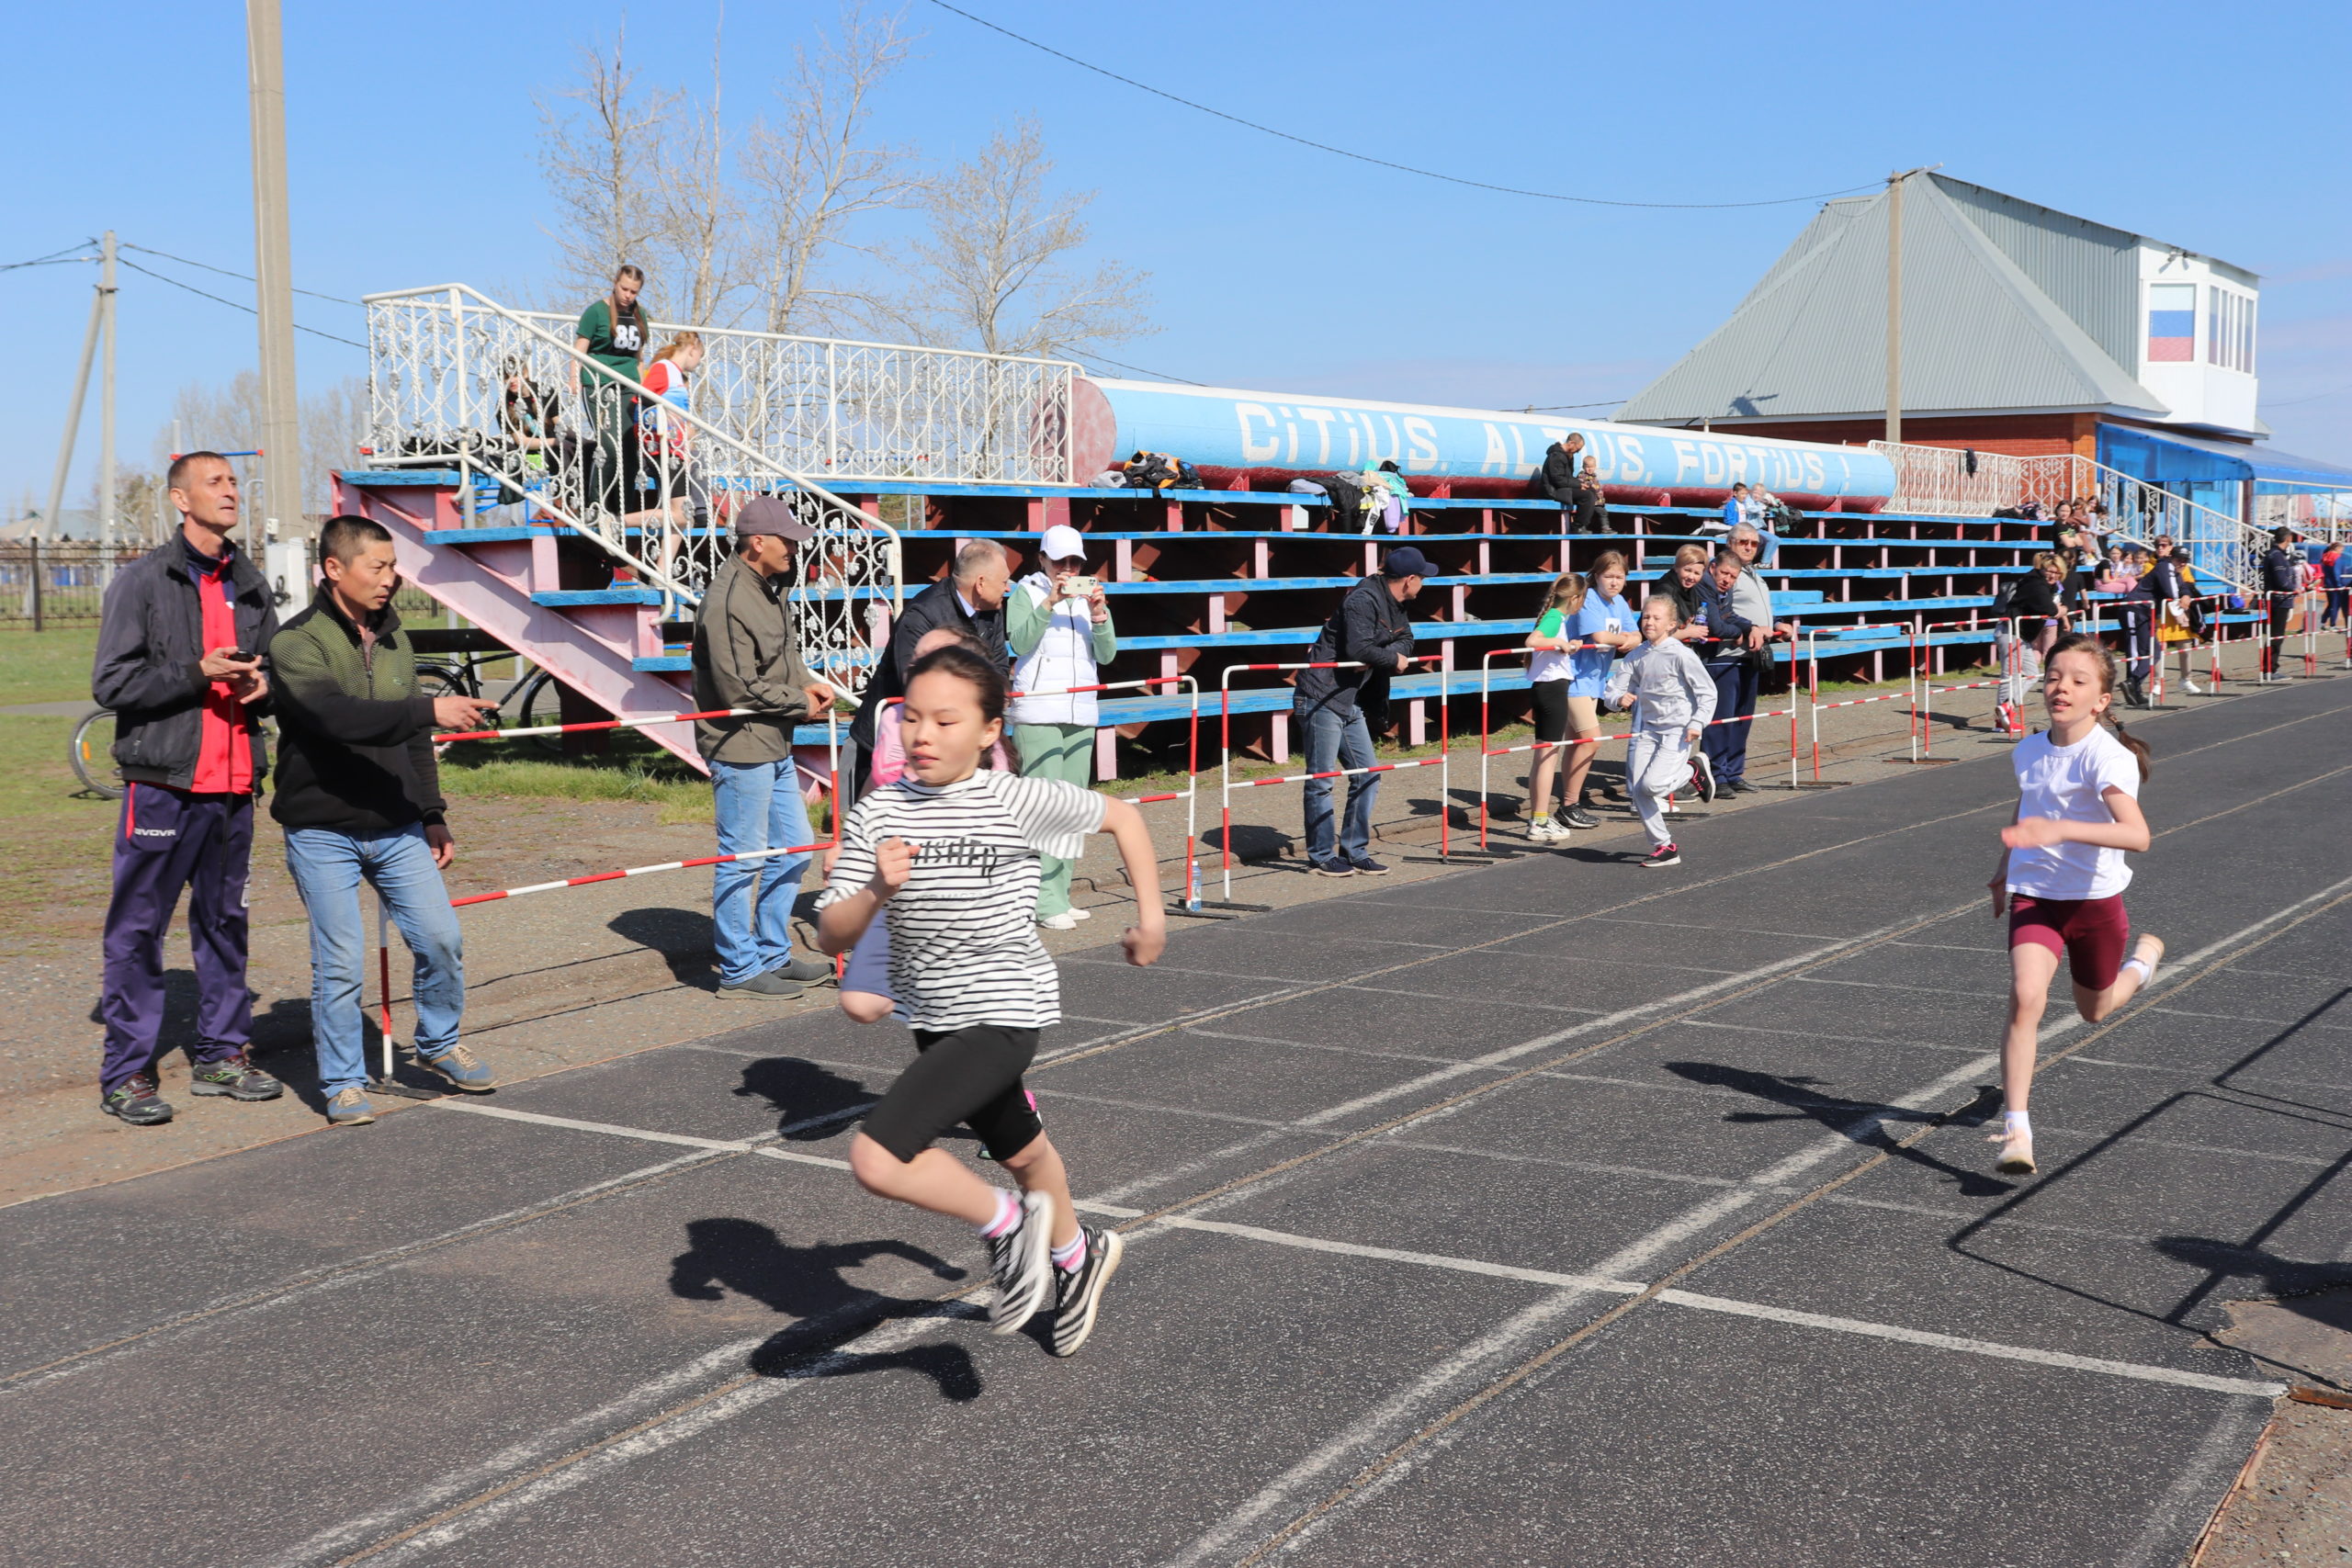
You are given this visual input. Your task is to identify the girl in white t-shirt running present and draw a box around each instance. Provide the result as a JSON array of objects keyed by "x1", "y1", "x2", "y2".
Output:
[
  {"x1": 818, "y1": 643, "x2": 1166, "y2": 1355},
  {"x1": 1985, "y1": 635, "x2": 2161, "y2": 1176}
]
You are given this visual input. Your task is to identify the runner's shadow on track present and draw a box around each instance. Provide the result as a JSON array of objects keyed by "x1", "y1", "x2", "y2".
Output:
[
  {"x1": 1663, "y1": 1061, "x2": 2016, "y2": 1198},
  {"x1": 733, "y1": 1057, "x2": 877, "y2": 1142},
  {"x1": 669, "y1": 1217, "x2": 980, "y2": 1401}
]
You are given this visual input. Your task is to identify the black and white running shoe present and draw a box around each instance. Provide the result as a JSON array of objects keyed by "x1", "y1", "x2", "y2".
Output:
[
  {"x1": 986, "y1": 1190, "x2": 1055, "y2": 1335},
  {"x1": 1641, "y1": 842, "x2": 1682, "y2": 870},
  {"x1": 1050, "y1": 1226, "x2": 1125, "y2": 1358},
  {"x1": 1689, "y1": 751, "x2": 1715, "y2": 803}
]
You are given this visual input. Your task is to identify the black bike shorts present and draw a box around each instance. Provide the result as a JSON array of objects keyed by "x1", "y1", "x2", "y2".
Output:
[{"x1": 861, "y1": 1025, "x2": 1045, "y2": 1164}]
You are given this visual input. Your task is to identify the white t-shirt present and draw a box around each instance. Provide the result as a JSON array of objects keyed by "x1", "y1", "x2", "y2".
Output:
[
  {"x1": 819, "y1": 769, "x2": 1106, "y2": 1031},
  {"x1": 2006, "y1": 726, "x2": 2141, "y2": 900}
]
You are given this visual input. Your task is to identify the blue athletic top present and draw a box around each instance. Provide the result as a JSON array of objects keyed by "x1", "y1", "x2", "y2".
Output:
[{"x1": 1568, "y1": 592, "x2": 1634, "y2": 696}]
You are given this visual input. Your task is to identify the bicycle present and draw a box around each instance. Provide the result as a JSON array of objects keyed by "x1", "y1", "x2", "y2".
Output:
[
  {"x1": 69, "y1": 708, "x2": 122, "y2": 799},
  {"x1": 410, "y1": 641, "x2": 564, "y2": 754}
]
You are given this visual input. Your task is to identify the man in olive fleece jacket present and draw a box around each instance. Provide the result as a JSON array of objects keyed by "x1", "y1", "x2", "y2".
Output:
[
  {"x1": 691, "y1": 498, "x2": 839, "y2": 998},
  {"x1": 269, "y1": 515, "x2": 503, "y2": 1123}
]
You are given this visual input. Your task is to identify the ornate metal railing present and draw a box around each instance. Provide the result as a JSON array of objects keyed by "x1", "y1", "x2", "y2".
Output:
[
  {"x1": 1872, "y1": 440, "x2": 2256, "y2": 591},
  {"x1": 362, "y1": 284, "x2": 911, "y2": 694}
]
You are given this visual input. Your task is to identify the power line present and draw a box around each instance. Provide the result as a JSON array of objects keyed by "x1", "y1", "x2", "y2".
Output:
[
  {"x1": 1074, "y1": 350, "x2": 1206, "y2": 386},
  {"x1": 114, "y1": 255, "x2": 367, "y2": 349},
  {"x1": 1512, "y1": 400, "x2": 1631, "y2": 412},
  {"x1": 119, "y1": 241, "x2": 358, "y2": 307},
  {"x1": 2266, "y1": 383, "x2": 2352, "y2": 408},
  {"x1": 921, "y1": 0, "x2": 1881, "y2": 211},
  {"x1": 2, "y1": 242, "x2": 98, "y2": 271}
]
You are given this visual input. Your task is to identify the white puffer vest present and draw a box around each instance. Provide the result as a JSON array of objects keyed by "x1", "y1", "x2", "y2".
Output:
[{"x1": 1008, "y1": 576, "x2": 1100, "y2": 728}]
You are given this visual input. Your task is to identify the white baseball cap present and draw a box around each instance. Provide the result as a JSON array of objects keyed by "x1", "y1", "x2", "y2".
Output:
[{"x1": 1039, "y1": 524, "x2": 1089, "y2": 563}]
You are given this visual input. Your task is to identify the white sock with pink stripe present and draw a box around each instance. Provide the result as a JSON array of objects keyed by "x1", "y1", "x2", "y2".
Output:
[{"x1": 979, "y1": 1189, "x2": 1021, "y2": 1239}]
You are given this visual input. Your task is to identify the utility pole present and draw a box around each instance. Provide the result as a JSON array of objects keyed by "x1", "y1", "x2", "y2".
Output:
[
  {"x1": 1884, "y1": 165, "x2": 1939, "y2": 448},
  {"x1": 99, "y1": 231, "x2": 118, "y2": 567},
  {"x1": 41, "y1": 260, "x2": 104, "y2": 547},
  {"x1": 247, "y1": 0, "x2": 301, "y2": 547}
]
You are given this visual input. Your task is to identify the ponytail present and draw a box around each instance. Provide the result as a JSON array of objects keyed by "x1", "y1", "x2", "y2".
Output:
[{"x1": 2106, "y1": 714, "x2": 2153, "y2": 781}]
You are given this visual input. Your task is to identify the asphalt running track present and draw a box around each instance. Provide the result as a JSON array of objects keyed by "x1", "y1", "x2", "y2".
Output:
[{"x1": 6, "y1": 676, "x2": 2352, "y2": 1568}]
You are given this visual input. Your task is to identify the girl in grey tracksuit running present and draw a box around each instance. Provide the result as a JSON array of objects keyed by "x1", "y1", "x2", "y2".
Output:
[{"x1": 1603, "y1": 596, "x2": 1717, "y2": 868}]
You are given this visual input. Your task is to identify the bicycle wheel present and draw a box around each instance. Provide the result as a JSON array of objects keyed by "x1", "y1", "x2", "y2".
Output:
[
  {"x1": 514, "y1": 670, "x2": 566, "y2": 753},
  {"x1": 70, "y1": 709, "x2": 124, "y2": 799},
  {"x1": 413, "y1": 662, "x2": 479, "y2": 701}
]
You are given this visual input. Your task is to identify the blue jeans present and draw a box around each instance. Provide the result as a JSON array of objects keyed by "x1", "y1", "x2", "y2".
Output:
[
  {"x1": 1300, "y1": 704, "x2": 1376, "y2": 863},
  {"x1": 283, "y1": 824, "x2": 465, "y2": 1097},
  {"x1": 711, "y1": 757, "x2": 815, "y2": 985}
]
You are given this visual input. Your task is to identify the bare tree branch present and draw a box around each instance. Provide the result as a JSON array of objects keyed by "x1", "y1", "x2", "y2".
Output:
[
  {"x1": 646, "y1": 6, "x2": 745, "y2": 326},
  {"x1": 535, "y1": 28, "x2": 676, "y2": 308},
  {"x1": 739, "y1": 2, "x2": 922, "y2": 337},
  {"x1": 893, "y1": 117, "x2": 1148, "y2": 359}
]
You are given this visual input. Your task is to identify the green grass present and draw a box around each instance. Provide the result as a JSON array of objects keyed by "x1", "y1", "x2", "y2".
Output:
[
  {"x1": 0, "y1": 626, "x2": 102, "y2": 706},
  {"x1": 435, "y1": 731, "x2": 718, "y2": 824}
]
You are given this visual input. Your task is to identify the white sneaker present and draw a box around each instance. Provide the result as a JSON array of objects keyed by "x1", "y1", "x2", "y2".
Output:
[
  {"x1": 1037, "y1": 911, "x2": 1080, "y2": 931},
  {"x1": 2179, "y1": 678, "x2": 2202, "y2": 694},
  {"x1": 1067, "y1": 907, "x2": 1092, "y2": 920},
  {"x1": 1992, "y1": 1129, "x2": 2037, "y2": 1176},
  {"x1": 1525, "y1": 817, "x2": 1564, "y2": 840}
]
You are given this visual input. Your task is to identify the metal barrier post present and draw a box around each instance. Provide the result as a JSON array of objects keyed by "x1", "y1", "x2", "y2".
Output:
[
  {"x1": 1215, "y1": 661, "x2": 1362, "y2": 907},
  {"x1": 366, "y1": 892, "x2": 436, "y2": 1100}
]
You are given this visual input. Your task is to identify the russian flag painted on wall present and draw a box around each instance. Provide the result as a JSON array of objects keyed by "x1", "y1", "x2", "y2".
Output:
[
  {"x1": 2148, "y1": 310, "x2": 2195, "y2": 362},
  {"x1": 2148, "y1": 282, "x2": 2196, "y2": 363}
]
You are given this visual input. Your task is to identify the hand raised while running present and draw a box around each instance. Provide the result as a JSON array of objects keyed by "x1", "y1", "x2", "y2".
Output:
[{"x1": 869, "y1": 837, "x2": 919, "y2": 898}]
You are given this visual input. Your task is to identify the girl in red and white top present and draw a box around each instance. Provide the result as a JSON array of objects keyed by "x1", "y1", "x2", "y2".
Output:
[
  {"x1": 638, "y1": 333, "x2": 708, "y2": 580},
  {"x1": 1984, "y1": 634, "x2": 2162, "y2": 1176}
]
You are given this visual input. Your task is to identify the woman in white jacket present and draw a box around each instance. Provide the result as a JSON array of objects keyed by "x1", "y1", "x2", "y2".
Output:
[
  {"x1": 1009, "y1": 525, "x2": 1118, "y2": 929},
  {"x1": 1603, "y1": 596, "x2": 1717, "y2": 869}
]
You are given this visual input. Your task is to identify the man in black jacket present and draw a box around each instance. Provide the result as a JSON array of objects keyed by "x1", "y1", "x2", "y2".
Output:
[
  {"x1": 848, "y1": 539, "x2": 1012, "y2": 789},
  {"x1": 1535, "y1": 433, "x2": 1589, "y2": 533},
  {"x1": 91, "y1": 452, "x2": 282, "y2": 1126},
  {"x1": 2259, "y1": 527, "x2": 2302, "y2": 679},
  {"x1": 1295, "y1": 546, "x2": 1425, "y2": 876},
  {"x1": 270, "y1": 515, "x2": 502, "y2": 1125}
]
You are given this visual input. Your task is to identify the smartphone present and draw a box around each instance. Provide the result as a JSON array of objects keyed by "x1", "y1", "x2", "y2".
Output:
[{"x1": 1059, "y1": 575, "x2": 1101, "y2": 599}]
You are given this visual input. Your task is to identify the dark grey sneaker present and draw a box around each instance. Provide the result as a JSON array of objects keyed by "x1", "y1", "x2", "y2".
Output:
[
  {"x1": 1346, "y1": 854, "x2": 1393, "y2": 875},
  {"x1": 781, "y1": 953, "x2": 834, "y2": 985},
  {"x1": 718, "y1": 971, "x2": 802, "y2": 1000},
  {"x1": 1562, "y1": 806, "x2": 1601, "y2": 829},
  {"x1": 985, "y1": 1190, "x2": 1055, "y2": 1335},
  {"x1": 100, "y1": 1074, "x2": 174, "y2": 1126},
  {"x1": 1050, "y1": 1226, "x2": 1125, "y2": 1358},
  {"x1": 188, "y1": 1051, "x2": 284, "y2": 1101},
  {"x1": 1308, "y1": 858, "x2": 1356, "y2": 878}
]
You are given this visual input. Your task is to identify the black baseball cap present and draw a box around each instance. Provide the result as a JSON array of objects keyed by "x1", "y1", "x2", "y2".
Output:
[{"x1": 1382, "y1": 546, "x2": 1432, "y2": 579}]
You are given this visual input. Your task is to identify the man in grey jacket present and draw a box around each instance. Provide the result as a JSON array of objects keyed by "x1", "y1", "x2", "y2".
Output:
[
  {"x1": 692, "y1": 497, "x2": 839, "y2": 998},
  {"x1": 1294, "y1": 546, "x2": 1425, "y2": 876}
]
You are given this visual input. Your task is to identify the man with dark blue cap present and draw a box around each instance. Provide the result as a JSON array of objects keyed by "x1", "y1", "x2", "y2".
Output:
[{"x1": 1293, "y1": 545, "x2": 1426, "y2": 875}]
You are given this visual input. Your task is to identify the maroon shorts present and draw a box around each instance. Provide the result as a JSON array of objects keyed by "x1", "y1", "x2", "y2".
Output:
[{"x1": 2008, "y1": 894, "x2": 2129, "y2": 988}]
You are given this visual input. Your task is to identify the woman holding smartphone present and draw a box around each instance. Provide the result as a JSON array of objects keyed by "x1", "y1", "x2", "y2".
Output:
[{"x1": 1008, "y1": 524, "x2": 1117, "y2": 930}]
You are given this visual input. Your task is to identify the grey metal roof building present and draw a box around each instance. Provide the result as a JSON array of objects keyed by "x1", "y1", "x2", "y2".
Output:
[{"x1": 1617, "y1": 175, "x2": 2263, "y2": 446}]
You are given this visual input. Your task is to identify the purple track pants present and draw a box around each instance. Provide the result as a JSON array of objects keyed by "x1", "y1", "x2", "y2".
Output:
[{"x1": 99, "y1": 783, "x2": 254, "y2": 1091}]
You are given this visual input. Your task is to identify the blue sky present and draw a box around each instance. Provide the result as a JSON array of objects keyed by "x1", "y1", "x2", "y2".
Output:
[{"x1": 11, "y1": 0, "x2": 2349, "y2": 513}]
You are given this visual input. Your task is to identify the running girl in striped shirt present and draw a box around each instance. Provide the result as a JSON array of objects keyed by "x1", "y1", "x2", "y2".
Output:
[
  {"x1": 818, "y1": 642, "x2": 1166, "y2": 1355},
  {"x1": 1985, "y1": 635, "x2": 2162, "y2": 1177}
]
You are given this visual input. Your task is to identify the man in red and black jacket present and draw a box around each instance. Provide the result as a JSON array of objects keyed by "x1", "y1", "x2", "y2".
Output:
[{"x1": 89, "y1": 452, "x2": 283, "y2": 1125}]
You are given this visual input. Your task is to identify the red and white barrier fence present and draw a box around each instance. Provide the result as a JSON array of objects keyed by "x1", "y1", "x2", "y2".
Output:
[{"x1": 431, "y1": 705, "x2": 754, "y2": 745}]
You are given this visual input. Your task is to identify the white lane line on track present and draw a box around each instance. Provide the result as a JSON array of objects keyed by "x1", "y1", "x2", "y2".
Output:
[
  {"x1": 1648, "y1": 1291, "x2": 2281, "y2": 1397},
  {"x1": 1155, "y1": 876, "x2": 2352, "y2": 1568},
  {"x1": 344, "y1": 1304, "x2": 982, "y2": 1567},
  {"x1": 0, "y1": 1145, "x2": 731, "y2": 1394},
  {"x1": 1289, "y1": 922, "x2": 1937, "y2": 1130},
  {"x1": 425, "y1": 1100, "x2": 854, "y2": 1170}
]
